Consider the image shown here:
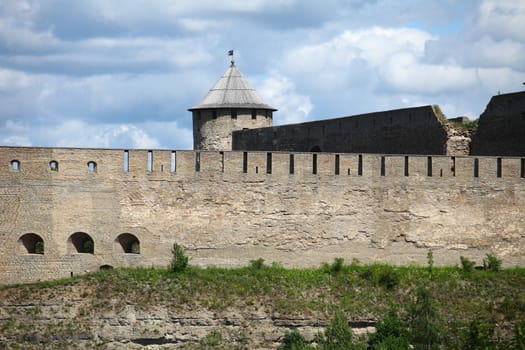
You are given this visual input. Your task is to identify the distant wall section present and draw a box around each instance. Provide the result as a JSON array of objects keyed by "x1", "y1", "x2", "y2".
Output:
[
  {"x1": 471, "y1": 91, "x2": 525, "y2": 156},
  {"x1": 232, "y1": 105, "x2": 452, "y2": 155}
]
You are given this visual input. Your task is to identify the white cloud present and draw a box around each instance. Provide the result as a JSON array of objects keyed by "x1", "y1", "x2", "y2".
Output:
[
  {"x1": 257, "y1": 72, "x2": 313, "y2": 125},
  {"x1": 475, "y1": 0, "x2": 525, "y2": 41},
  {"x1": 381, "y1": 52, "x2": 478, "y2": 94}
]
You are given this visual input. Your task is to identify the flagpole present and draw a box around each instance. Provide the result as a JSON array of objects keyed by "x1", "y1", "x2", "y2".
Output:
[{"x1": 228, "y1": 50, "x2": 234, "y2": 66}]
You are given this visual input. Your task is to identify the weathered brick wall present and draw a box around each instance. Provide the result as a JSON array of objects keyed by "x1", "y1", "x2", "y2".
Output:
[
  {"x1": 1, "y1": 147, "x2": 524, "y2": 284},
  {"x1": 471, "y1": 91, "x2": 525, "y2": 156},
  {"x1": 232, "y1": 105, "x2": 451, "y2": 154}
]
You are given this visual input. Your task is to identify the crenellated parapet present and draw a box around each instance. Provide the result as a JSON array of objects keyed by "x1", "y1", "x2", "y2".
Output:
[{"x1": 1, "y1": 147, "x2": 523, "y2": 180}]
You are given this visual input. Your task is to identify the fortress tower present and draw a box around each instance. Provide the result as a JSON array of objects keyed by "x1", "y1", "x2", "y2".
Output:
[{"x1": 188, "y1": 58, "x2": 277, "y2": 151}]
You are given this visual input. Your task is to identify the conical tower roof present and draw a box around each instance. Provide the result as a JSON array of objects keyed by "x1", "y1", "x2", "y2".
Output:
[{"x1": 189, "y1": 62, "x2": 277, "y2": 111}]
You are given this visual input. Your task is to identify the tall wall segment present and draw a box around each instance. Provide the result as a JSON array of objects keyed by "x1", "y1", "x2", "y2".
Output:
[
  {"x1": 1, "y1": 146, "x2": 524, "y2": 284},
  {"x1": 232, "y1": 105, "x2": 458, "y2": 155},
  {"x1": 471, "y1": 91, "x2": 525, "y2": 156}
]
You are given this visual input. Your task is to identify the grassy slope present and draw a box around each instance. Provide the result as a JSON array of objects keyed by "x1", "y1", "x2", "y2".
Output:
[{"x1": 1, "y1": 262, "x2": 524, "y2": 348}]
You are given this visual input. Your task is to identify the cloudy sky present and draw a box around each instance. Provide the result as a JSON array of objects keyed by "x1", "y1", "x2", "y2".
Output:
[{"x1": 1, "y1": 0, "x2": 524, "y2": 150}]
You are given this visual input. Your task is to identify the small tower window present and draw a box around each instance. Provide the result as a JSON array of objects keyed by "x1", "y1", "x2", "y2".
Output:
[
  {"x1": 212, "y1": 110, "x2": 217, "y2": 119},
  {"x1": 88, "y1": 161, "x2": 97, "y2": 172},
  {"x1": 49, "y1": 160, "x2": 58, "y2": 171},
  {"x1": 11, "y1": 160, "x2": 20, "y2": 170},
  {"x1": 231, "y1": 109, "x2": 237, "y2": 119},
  {"x1": 251, "y1": 109, "x2": 257, "y2": 119}
]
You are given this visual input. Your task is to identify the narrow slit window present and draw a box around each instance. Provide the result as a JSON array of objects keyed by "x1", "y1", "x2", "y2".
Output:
[
  {"x1": 87, "y1": 161, "x2": 97, "y2": 172},
  {"x1": 147, "y1": 151, "x2": 153, "y2": 173},
  {"x1": 312, "y1": 153, "x2": 317, "y2": 175},
  {"x1": 220, "y1": 152, "x2": 225, "y2": 173},
  {"x1": 380, "y1": 156, "x2": 386, "y2": 176},
  {"x1": 49, "y1": 160, "x2": 58, "y2": 171},
  {"x1": 123, "y1": 151, "x2": 129, "y2": 173},
  {"x1": 11, "y1": 160, "x2": 20, "y2": 170},
  {"x1": 195, "y1": 152, "x2": 201, "y2": 172},
  {"x1": 171, "y1": 151, "x2": 176, "y2": 172},
  {"x1": 335, "y1": 154, "x2": 340, "y2": 175},
  {"x1": 521, "y1": 158, "x2": 524, "y2": 178},
  {"x1": 266, "y1": 152, "x2": 272, "y2": 174},
  {"x1": 404, "y1": 156, "x2": 409, "y2": 176},
  {"x1": 474, "y1": 158, "x2": 479, "y2": 178},
  {"x1": 289, "y1": 154, "x2": 294, "y2": 175},
  {"x1": 497, "y1": 158, "x2": 502, "y2": 178},
  {"x1": 358, "y1": 155, "x2": 363, "y2": 176},
  {"x1": 451, "y1": 157, "x2": 456, "y2": 177},
  {"x1": 427, "y1": 156, "x2": 432, "y2": 177},
  {"x1": 243, "y1": 152, "x2": 248, "y2": 173}
]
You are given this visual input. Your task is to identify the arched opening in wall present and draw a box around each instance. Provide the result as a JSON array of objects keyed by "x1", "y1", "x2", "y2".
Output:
[
  {"x1": 11, "y1": 160, "x2": 20, "y2": 170},
  {"x1": 100, "y1": 264, "x2": 114, "y2": 270},
  {"x1": 87, "y1": 161, "x2": 97, "y2": 172},
  {"x1": 49, "y1": 160, "x2": 58, "y2": 171},
  {"x1": 116, "y1": 233, "x2": 140, "y2": 254},
  {"x1": 18, "y1": 233, "x2": 44, "y2": 254},
  {"x1": 310, "y1": 145, "x2": 321, "y2": 152},
  {"x1": 68, "y1": 232, "x2": 94, "y2": 254}
]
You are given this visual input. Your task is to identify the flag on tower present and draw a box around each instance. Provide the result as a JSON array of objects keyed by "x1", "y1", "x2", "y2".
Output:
[{"x1": 228, "y1": 50, "x2": 234, "y2": 56}]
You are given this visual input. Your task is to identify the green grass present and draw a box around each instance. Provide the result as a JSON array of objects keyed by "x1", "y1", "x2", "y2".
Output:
[{"x1": 1, "y1": 262, "x2": 524, "y2": 348}]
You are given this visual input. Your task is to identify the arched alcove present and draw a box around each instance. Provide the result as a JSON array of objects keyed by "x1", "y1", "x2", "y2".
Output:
[
  {"x1": 11, "y1": 160, "x2": 20, "y2": 170},
  {"x1": 68, "y1": 232, "x2": 94, "y2": 254},
  {"x1": 49, "y1": 160, "x2": 59, "y2": 171},
  {"x1": 87, "y1": 161, "x2": 97, "y2": 172},
  {"x1": 18, "y1": 233, "x2": 44, "y2": 254},
  {"x1": 115, "y1": 233, "x2": 140, "y2": 254},
  {"x1": 99, "y1": 264, "x2": 114, "y2": 270}
]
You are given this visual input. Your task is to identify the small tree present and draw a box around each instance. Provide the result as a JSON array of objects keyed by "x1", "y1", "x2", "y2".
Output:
[
  {"x1": 427, "y1": 249, "x2": 434, "y2": 274},
  {"x1": 170, "y1": 243, "x2": 188, "y2": 272},
  {"x1": 315, "y1": 311, "x2": 363, "y2": 349},
  {"x1": 408, "y1": 287, "x2": 442, "y2": 349},
  {"x1": 369, "y1": 309, "x2": 409, "y2": 349},
  {"x1": 279, "y1": 329, "x2": 313, "y2": 350},
  {"x1": 34, "y1": 241, "x2": 44, "y2": 255},
  {"x1": 460, "y1": 256, "x2": 475, "y2": 272},
  {"x1": 483, "y1": 254, "x2": 502, "y2": 272}
]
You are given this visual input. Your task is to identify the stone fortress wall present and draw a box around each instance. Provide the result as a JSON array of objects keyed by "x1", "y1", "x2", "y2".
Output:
[
  {"x1": 233, "y1": 105, "x2": 452, "y2": 155},
  {"x1": 1, "y1": 146, "x2": 524, "y2": 285},
  {"x1": 471, "y1": 91, "x2": 525, "y2": 156},
  {"x1": 233, "y1": 91, "x2": 525, "y2": 157}
]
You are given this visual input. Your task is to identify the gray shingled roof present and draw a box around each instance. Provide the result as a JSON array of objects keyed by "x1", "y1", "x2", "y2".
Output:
[{"x1": 188, "y1": 63, "x2": 277, "y2": 111}]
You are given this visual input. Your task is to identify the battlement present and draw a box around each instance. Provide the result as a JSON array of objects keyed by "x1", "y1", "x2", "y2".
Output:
[{"x1": 1, "y1": 146, "x2": 524, "y2": 181}]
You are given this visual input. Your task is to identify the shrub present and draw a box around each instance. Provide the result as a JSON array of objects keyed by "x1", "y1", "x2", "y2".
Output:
[
  {"x1": 83, "y1": 240, "x2": 94, "y2": 254},
  {"x1": 315, "y1": 311, "x2": 364, "y2": 349},
  {"x1": 322, "y1": 258, "x2": 345, "y2": 274},
  {"x1": 170, "y1": 243, "x2": 188, "y2": 273},
  {"x1": 515, "y1": 321, "x2": 525, "y2": 350},
  {"x1": 378, "y1": 268, "x2": 400, "y2": 290},
  {"x1": 34, "y1": 241, "x2": 44, "y2": 255},
  {"x1": 250, "y1": 258, "x2": 265, "y2": 270},
  {"x1": 279, "y1": 328, "x2": 313, "y2": 350},
  {"x1": 200, "y1": 329, "x2": 222, "y2": 347},
  {"x1": 462, "y1": 319, "x2": 495, "y2": 349},
  {"x1": 408, "y1": 287, "x2": 442, "y2": 349},
  {"x1": 460, "y1": 256, "x2": 476, "y2": 272},
  {"x1": 332, "y1": 258, "x2": 345, "y2": 273},
  {"x1": 483, "y1": 254, "x2": 502, "y2": 272},
  {"x1": 427, "y1": 249, "x2": 434, "y2": 274},
  {"x1": 369, "y1": 310, "x2": 409, "y2": 349}
]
